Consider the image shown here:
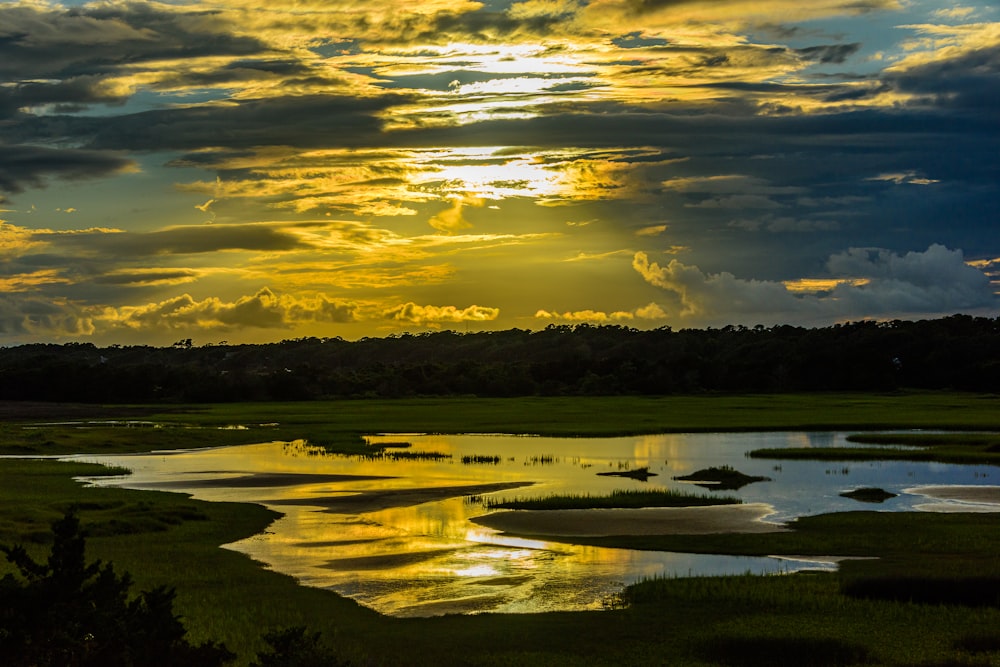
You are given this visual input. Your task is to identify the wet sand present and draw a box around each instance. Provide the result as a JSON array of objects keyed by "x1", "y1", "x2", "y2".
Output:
[
  {"x1": 267, "y1": 481, "x2": 533, "y2": 513},
  {"x1": 471, "y1": 503, "x2": 787, "y2": 537},
  {"x1": 907, "y1": 485, "x2": 1000, "y2": 509},
  {"x1": 145, "y1": 472, "x2": 395, "y2": 488}
]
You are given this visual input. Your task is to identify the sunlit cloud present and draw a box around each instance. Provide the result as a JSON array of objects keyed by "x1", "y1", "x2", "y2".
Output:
[
  {"x1": 0, "y1": 269, "x2": 71, "y2": 293},
  {"x1": 782, "y1": 278, "x2": 870, "y2": 293},
  {"x1": 534, "y1": 302, "x2": 666, "y2": 323},
  {"x1": 383, "y1": 302, "x2": 500, "y2": 326},
  {"x1": 867, "y1": 172, "x2": 940, "y2": 185},
  {"x1": 107, "y1": 288, "x2": 359, "y2": 331},
  {"x1": 636, "y1": 224, "x2": 668, "y2": 237},
  {"x1": 94, "y1": 268, "x2": 204, "y2": 287}
]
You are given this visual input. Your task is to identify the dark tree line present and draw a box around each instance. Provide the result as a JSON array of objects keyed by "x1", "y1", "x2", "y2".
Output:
[{"x1": 1, "y1": 315, "x2": 999, "y2": 402}]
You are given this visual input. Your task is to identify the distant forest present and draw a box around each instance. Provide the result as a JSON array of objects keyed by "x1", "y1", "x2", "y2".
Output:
[{"x1": 2, "y1": 315, "x2": 999, "y2": 402}]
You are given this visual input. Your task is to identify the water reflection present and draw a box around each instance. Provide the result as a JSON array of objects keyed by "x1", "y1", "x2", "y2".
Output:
[{"x1": 73, "y1": 432, "x2": 997, "y2": 617}]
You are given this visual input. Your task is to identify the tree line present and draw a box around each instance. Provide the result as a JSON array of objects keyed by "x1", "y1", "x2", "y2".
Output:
[{"x1": 1, "y1": 315, "x2": 999, "y2": 402}]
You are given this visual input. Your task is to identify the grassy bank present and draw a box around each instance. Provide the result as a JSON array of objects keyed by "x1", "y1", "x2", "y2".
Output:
[
  {"x1": 3, "y1": 394, "x2": 1000, "y2": 665},
  {"x1": 479, "y1": 488, "x2": 741, "y2": 510},
  {"x1": 750, "y1": 431, "x2": 1000, "y2": 466},
  {"x1": 5, "y1": 391, "x2": 1000, "y2": 457}
]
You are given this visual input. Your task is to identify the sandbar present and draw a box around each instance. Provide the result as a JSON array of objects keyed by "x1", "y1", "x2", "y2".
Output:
[
  {"x1": 268, "y1": 481, "x2": 533, "y2": 513},
  {"x1": 906, "y1": 485, "x2": 1000, "y2": 510},
  {"x1": 471, "y1": 503, "x2": 786, "y2": 537},
  {"x1": 144, "y1": 472, "x2": 394, "y2": 488}
]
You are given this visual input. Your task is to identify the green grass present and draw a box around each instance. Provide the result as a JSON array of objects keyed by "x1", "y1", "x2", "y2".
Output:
[
  {"x1": 750, "y1": 430, "x2": 1000, "y2": 466},
  {"x1": 480, "y1": 488, "x2": 742, "y2": 510},
  {"x1": 6, "y1": 392, "x2": 1000, "y2": 457}
]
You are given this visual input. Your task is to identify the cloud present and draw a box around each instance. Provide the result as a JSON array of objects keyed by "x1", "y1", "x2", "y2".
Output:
[
  {"x1": 35, "y1": 221, "x2": 401, "y2": 258},
  {"x1": 0, "y1": 295, "x2": 95, "y2": 337},
  {"x1": 636, "y1": 224, "x2": 668, "y2": 236},
  {"x1": 0, "y1": 2, "x2": 267, "y2": 80},
  {"x1": 428, "y1": 196, "x2": 484, "y2": 233},
  {"x1": 866, "y1": 171, "x2": 940, "y2": 185},
  {"x1": 94, "y1": 268, "x2": 203, "y2": 287},
  {"x1": 0, "y1": 269, "x2": 71, "y2": 293},
  {"x1": 535, "y1": 302, "x2": 666, "y2": 322},
  {"x1": 729, "y1": 215, "x2": 840, "y2": 232},
  {"x1": 794, "y1": 43, "x2": 861, "y2": 64},
  {"x1": 880, "y1": 24, "x2": 1000, "y2": 113},
  {"x1": 384, "y1": 303, "x2": 500, "y2": 326},
  {"x1": 633, "y1": 244, "x2": 996, "y2": 324},
  {"x1": 0, "y1": 145, "x2": 136, "y2": 194},
  {"x1": 108, "y1": 288, "x2": 358, "y2": 331},
  {"x1": 0, "y1": 221, "x2": 45, "y2": 257}
]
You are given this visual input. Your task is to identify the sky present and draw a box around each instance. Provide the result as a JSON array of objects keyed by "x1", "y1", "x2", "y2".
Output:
[{"x1": 1, "y1": 0, "x2": 998, "y2": 346}]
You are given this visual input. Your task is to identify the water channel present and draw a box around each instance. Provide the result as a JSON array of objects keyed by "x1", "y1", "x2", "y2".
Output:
[{"x1": 73, "y1": 431, "x2": 998, "y2": 617}]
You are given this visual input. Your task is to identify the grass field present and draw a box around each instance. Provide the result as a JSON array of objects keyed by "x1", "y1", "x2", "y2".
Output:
[{"x1": 2, "y1": 393, "x2": 1000, "y2": 665}]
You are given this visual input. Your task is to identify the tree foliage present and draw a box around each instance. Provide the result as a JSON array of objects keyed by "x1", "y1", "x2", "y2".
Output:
[
  {"x1": 1, "y1": 315, "x2": 998, "y2": 401},
  {"x1": 0, "y1": 510, "x2": 235, "y2": 667}
]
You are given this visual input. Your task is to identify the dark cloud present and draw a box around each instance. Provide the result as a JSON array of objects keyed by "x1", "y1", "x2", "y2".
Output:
[
  {"x1": 794, "y1": 43, "x2": 861, "y2": 64},
  {"x1": 0, "y1": 3, "x2": 267, "y2": 80},
  {"x1": 0, "y1": 144, "x2": 134, "y2": 194},
  {"x1": 622, "y1": 0, "x2": 898, "y2": 18},
  {"x1": 94, "y1": 269, "x2": 202, "y2": 286},
  {"x1": 634, "y1": 244, "x2": 996, "y2": 326},
  {"x1": 0, "y1": 76, "x2": 129, "y2": 120},
  {"x1": 7, "y1": 93, "x2": 412, "y2": 152},
  {"x1": 67, "y1": 224, "x2": 307, "y2": 257},
  {"x1": 0, "y1": 294, "x2": 93, "y2": 337},
  {"x1": 884, "y1": 44, "x2": 1000, "y2": 113}
]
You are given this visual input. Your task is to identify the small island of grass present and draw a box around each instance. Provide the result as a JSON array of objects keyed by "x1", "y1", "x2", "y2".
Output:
[
  {"x1": 673, "y1": 465, "x2": 771, "y2": 490},
  {"x1": 840, "y1": 487, "x2": 898, "y2": 503},
  {"x1": 479, "y1": 488, "x2": 741, "y2": 511},
  {"x1": 596, "y1": 466, "x2": 658, "y2": 481}
]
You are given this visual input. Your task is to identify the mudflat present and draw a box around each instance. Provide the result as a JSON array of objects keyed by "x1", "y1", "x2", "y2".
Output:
[
  {"x1": 471, "y1": 503, "x2": 787, "y2": 537},
  {"x1": 907, "y1": 485, "x2": 1000, "y2": 506}
]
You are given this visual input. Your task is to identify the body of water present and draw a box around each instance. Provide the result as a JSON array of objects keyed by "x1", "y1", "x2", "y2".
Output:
[{"x1": 73, "y1": 431, "x2": 997, "y2": 616}]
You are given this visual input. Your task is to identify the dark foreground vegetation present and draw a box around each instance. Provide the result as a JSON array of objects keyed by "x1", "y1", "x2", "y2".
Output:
[
  {"x1": 0, "y1": 510, "x2": 348, "y2": 667},
  {"x1": 2, "y1": 315, "x2": 999, "y2": 402}
]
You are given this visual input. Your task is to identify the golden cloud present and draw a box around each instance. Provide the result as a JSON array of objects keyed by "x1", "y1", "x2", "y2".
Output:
[
  {"x1": 108, "y1": 288, "x2": 359, "y2": 331},
  {"x1": 384, "y1": 302, "x2": 501, "y2": 326},
  {"x1": 534, "y1": 302, "x2": 666, "y2": 322}
]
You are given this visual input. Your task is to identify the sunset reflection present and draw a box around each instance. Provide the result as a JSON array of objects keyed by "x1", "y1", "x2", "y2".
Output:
[{"x1": 75, "y1": 430, "x2": 1000, "y2": 616}]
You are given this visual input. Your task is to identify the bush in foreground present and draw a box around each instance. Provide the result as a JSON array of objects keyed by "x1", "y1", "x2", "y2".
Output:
[{"x1": 0, "y1": 509, "x2": 235, "y2": 667}]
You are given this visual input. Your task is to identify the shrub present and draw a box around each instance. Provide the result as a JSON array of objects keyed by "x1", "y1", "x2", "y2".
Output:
[{"x1": 0, "y1": 509, "x2": 235, "y2": 667}]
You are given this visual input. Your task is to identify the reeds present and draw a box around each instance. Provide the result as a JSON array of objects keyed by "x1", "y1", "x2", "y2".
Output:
[{"x1": 479, "y1": 488, "x2": 741, "y2": 510}]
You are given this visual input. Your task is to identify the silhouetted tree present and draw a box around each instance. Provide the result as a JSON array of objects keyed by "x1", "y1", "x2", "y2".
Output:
[{"x1": 0, "y1": 510, "x2": 235, "y2": 667}]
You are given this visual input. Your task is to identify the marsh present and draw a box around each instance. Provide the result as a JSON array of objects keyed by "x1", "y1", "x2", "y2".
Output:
[{"x1": 74, "y1": 431, "x2": 999, "y2": 617}]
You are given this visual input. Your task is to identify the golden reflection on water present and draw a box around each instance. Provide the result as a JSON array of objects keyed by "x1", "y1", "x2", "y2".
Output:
[{"x1": 75, "y1": 433, "x2": 865, "y2": 616}]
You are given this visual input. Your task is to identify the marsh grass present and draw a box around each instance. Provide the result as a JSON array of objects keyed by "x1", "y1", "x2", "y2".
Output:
[
  {"x1": 480, "y1": 488, "x2": 741, "y2": 510},
  {"x1": 751, "y1": 430, "x2": 1000, "y2": 466},
  {"x1": 673, "y1": 465, "x2": 771, "y2": 490},
  {"x1": 839, "y1": 487, "x2": 897, "y2": 503},
  {"x1": 697, "y1": 636, "x2": 870, "y2": 667},
  {"x1": 461, "y1": 454, "x2": 502, "y2": 464},
  {"x1": 357, "y1": 450, "x2": 451, "y2": 461},
  {"x1": 4, "y1": 392, "x2": 999, "y2": 458}
]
